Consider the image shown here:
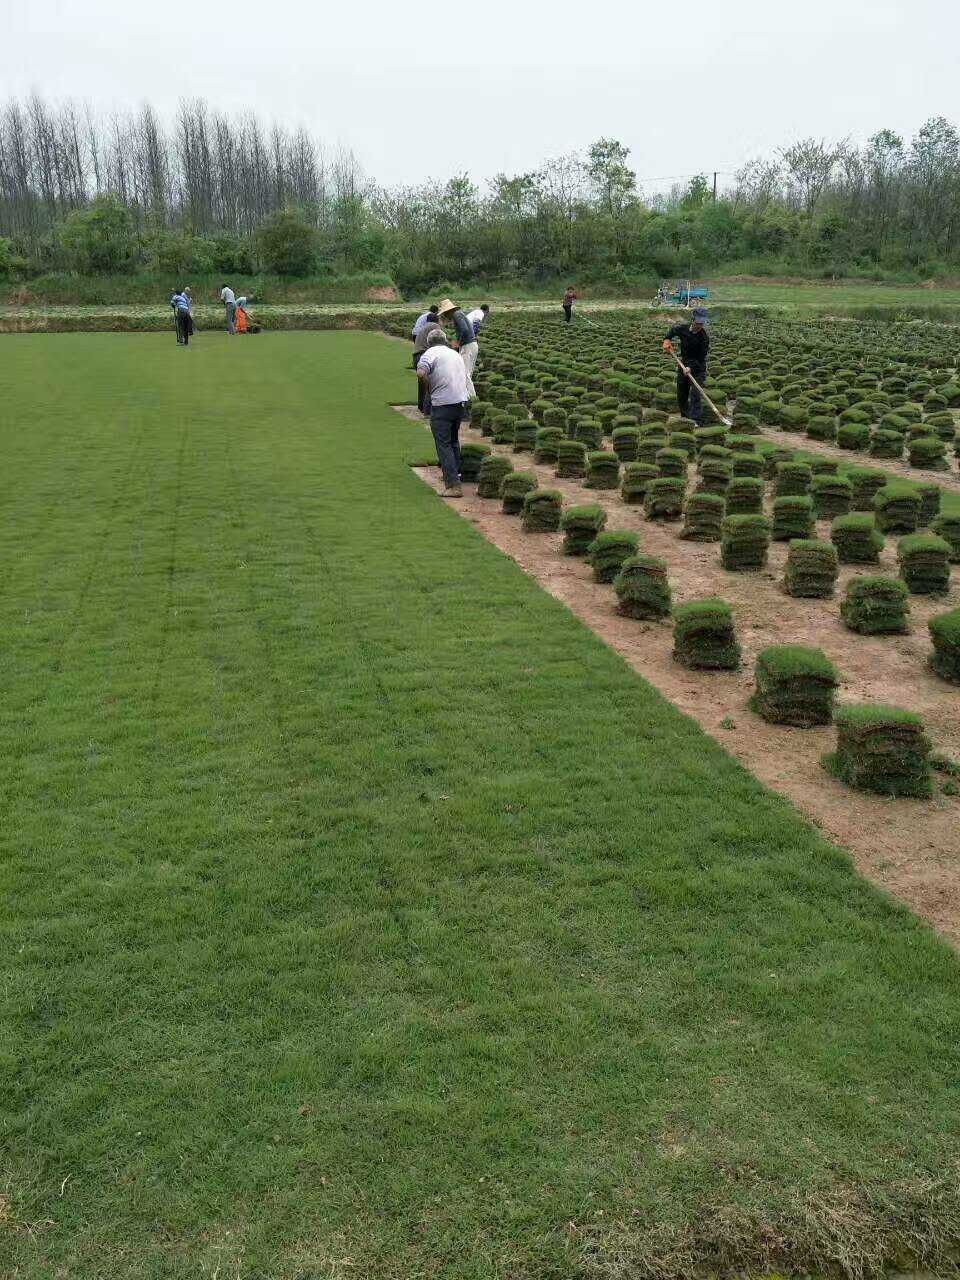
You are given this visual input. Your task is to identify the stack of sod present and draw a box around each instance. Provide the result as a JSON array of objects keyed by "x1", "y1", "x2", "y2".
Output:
[
  {"x1": 721, "y1": 514, "x2": 770, "y2": 570},
  {"x1": 831, "y1": 513, "x2": 884, "y2": 564},
  {"x1": 784, "y1": 539, "x2": 839, "y2": 598},
  {"x1": 916, "y1": 482, "x2": 941, "y2": 528},
  {"x1": 668, "y1": 431, "x2": 697, "y2": 459},
  {"x1": 774, "y1": 461, "x2": 812, "y2": 497},
  {"x1": 560, "y1": 503, "x2": 607, "y2": 556},
  {"x1": 512, "y1": 419, "x2": 539, "y2": 453},
  {"x1": 534, "y1": 426, "x2": 564, "y2": 464},
  {"x1": 724, "y1": 477, "x2": 764, "y2": 516},
  {"x1": 621, "y1": 462, "x2": 660, "y2": 505},
  {"x1": 459, "y1": 441, "x2": 492, "y2": 482},
  {"x1": 611, "y1": 426, "x2": 640, "y2": 462},
  {"x1": 908, "y1": 435, "x2": 949, "y2": 470},
  {"x1": 731, "y1": 452, "x2": 765, "y2": 479},
  {"x1": 644, "y1": 477, "x2": 686, "y2": 521},
  {"x1": 837, "y1": 421, "x2": 872, "y2": 451},
  {"x1": 825, "y1": 705, "x2": 932, "y2": 798},
  {"x1": 521, "y1": 488, "x2": 564, "y2": 533},
  {"x1": 613, "y1": 555, "x2": 672, "y2": 619},
  {"x1": 672, "y1": 599, "x2": 740, "y2": 669},
  {"x1": 489, "y1": 411, "x2": 515, "y2": 445},
  {"x1": 929, "y1": 608, "x2": 960, "y2": 683},
  {"x1": 772, "y1": 496, "x2": 815, "y2": 541},
  {"x1": 477, "y1": 453, "x2": 513, "y2": 498},
  {"x1": 680, "y1": 492, "x2": 724, "y2": 541},
  {"x1": 897, "y1": 533, "x2": 952, "y2": 594},
  {"x1": 807, "y1": 415, "x2": 837, "y2": 441},
  {"x1": 873, "y1": 482, "x2": 922, "y2": 534},
  {"x1": 655, "y1": 447, "x2": 687, "y2": 478},
  {"x1": 584, "y1": 451, "x2": 621, "y2": 490},
  {"x1": 573, "y1": 419, "x2": 603, "y2": 450},
  {"x1": 469, "y1": 401, "x2": 492, "y2": 435},
  {"x1": 840, "y1": 576, "x2": 910, "y2": 634},
  {"x1": 750, "y1": 645, "x2": 838, "y2": 727},
  {"x1": 764, "y1": 448, "x2": 795, "y2": 479},
  {"x1": 811, "y1": 474, "x2": 853, "y2": 519},
  {"x1": 870, "y1": 429, "x2": 904, "y2": 459},
  {"x1": 697, "y1": 454, "x2": 733, "y2": 495},
  {"x1": 811, "y1": 458, "x2": 839, "y2": 475},
  {"x1": 556, "y1": 439, "x2": 588, "y2": 478},
  {"x1": 931, "y1": 513, "x2": 960, "y2": 562},
  {"x1": 500, "y1": 470, "x2": 538, "y2": 514},
  {"x1": 589, "y1": 530, "x2": 640, "y2": 583},
  {"x1": 850, "y1": 469, "x2": 889, "y2": 512}
]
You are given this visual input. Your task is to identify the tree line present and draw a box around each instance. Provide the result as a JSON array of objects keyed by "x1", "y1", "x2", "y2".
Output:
[{"x1": 2, "y1": 93, "x2": 960, "y2": 290}]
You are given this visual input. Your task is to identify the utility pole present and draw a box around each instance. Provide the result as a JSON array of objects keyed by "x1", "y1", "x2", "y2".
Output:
[{"x1": 712, "y1": 171, "x2": 718, "y2": 201}]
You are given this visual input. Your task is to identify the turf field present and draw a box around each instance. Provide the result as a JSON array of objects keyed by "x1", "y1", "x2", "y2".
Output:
[{"x1": 2, "y1": 332, "x2": 960, "y2": 1279}]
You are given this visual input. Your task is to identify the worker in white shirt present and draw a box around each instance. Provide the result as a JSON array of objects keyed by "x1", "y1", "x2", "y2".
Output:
[
  {"x1": 466, "y1": 304, "x2": 489, "y2": 337},
  {"x1": 220, "y1": 284, "x2": 237, "y2": 334}
]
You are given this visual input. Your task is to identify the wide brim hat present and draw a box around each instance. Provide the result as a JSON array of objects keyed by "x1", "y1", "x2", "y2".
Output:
[{"x1": 437, "y1": 298, "x2": 458, "y2": 316}]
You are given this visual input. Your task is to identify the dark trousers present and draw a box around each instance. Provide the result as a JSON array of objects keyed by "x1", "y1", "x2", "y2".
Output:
[
  {"x1": 430, "y1": 402, "x2": 464, "y2": 487},
  {"x1": 563, "y1": 304, "x2": 572, "y2": 323},
  {"x1": 414, "y1": 353, "x2": 429, "y2": 413},
  {"x1": 175, "y1": 312, "x2": 191, "y2": 345},
  {"x1": 677, "y1": 364, "x2": 705, "y2": 425}
]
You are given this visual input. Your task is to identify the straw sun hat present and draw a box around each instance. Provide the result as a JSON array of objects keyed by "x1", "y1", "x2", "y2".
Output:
[{"x1": 437, "y1": 298, "x2": 458, "y2": 315}]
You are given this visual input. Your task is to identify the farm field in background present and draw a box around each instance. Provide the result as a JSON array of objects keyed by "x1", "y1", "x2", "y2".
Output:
[{"x1": 2, "y1": 331, "x2": 960, "y2": 1279}]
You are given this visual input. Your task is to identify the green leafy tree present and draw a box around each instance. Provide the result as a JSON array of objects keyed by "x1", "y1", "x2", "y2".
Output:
[
  {"x1": 680, "y1": 174, "x2": 711, "y2": 210},
  {"x1": 59, "y1": 195, "x2": 137, "y2": 272},
  {"x1": 586, "y1": 138, "x2": 637, "y2": 216},
  {"x1": 255, "y1": 207, "x2": 317, "y2": 275}
]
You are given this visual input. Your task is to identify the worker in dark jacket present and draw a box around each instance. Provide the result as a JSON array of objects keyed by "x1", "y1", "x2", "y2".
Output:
[
  {"x1": 663, "y1": 307, "x2": 710, "y2": 425},
  {"x1": 437, "y1": 298, "x2": 477, "y2": 398}
]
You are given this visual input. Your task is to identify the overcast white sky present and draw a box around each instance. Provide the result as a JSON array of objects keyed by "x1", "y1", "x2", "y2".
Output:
[{"x1": 4, "y1": 0, "x2": 958, "y2": 193}]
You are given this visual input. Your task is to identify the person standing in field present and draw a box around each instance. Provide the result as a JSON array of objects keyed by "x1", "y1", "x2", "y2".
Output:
[
  {"x1": 416, "y1": 329, "x2": 468, "y2": 497},
  {"x1": 412, "y1": 304, "x2": 439, "y2": 341},
  {"x1": 411, "y1": 308, "x2": 442, "y2": 414},
  {"x1": 220, "y1": 283, "x2": 237, "y2": 334},
  {"x1": 437, "y1": 298, "x2": 477, "y2": 399},
  {"x1": 466, "y1": 303, "x2": 489, "y2": 336},
  {"x1": 663, "y1": 307, "x2": 710, "y2": 426},
  {"x1": 170, "y1": 288, "x2": 192, "y2": 346},
  {"x1": 562, "y1": 285, "x2": 577, "y2": 323}
]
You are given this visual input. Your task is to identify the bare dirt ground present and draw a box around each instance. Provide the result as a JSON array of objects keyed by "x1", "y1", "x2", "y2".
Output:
[
  {"x1": 759, "y1": 424, "x2": 960, "y2": 493},
  {"x1": 396, "y1": 408, "x2": 960, "y2": 942}
]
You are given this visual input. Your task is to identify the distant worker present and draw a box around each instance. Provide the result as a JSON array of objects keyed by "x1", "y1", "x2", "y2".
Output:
[
  {"x1": 412, "y1": 303, "x2": 439, "y2": 341},
  {"x1": 437, "y1": 298, "x2": 477, "y2": 398},
  {"x1": 663, "y1": 307, "x2": 710, "y2": 426},
  {"x1": 562, "y1": 285, "x2": 577, "y2": 324},
  {"x1": 170, "y1": 288, "x2": 193, "y2": 346},
  {"x1": 466, "y1": 303, "x2": 490, "y2": 336},
  {"x1": 416, "y1": 329, "x2": 468, "y2": 498},
  {"x1": 220, "y1": 283, "x2": 237, "y2": 334},
  {"x1": 411, "y1": 308, "x2": 442, "y2": 414}
]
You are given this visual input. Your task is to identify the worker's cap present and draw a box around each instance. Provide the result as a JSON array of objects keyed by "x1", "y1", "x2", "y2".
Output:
[
  {"x1": 437, "y1": 298, "x2": 457, "y2": 315},
  {"x1": 692, "y1": 307, "x2": 709, "y2": 323}
]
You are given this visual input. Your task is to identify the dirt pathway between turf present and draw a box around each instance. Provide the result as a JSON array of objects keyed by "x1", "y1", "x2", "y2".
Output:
[
  {"x1": 395, "y1": 407, "x2": 960, "y2": 943},
  {"x1": 759, "y1": 424, "x2": 960, "y2": 493}
]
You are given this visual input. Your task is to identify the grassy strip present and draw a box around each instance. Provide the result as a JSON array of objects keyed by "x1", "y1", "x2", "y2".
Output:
[{"x1": 1, "y1": 333, "x2": 960, "y2": 1279}]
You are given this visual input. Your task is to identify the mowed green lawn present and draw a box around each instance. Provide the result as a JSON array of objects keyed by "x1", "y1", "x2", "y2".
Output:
[{"x1": 2, "y1": 333, "x2": 960, "y2": 1280}]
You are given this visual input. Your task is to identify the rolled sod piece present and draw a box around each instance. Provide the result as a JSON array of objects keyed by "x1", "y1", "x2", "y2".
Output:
[
  {"x1": 929, "y1": 608, "x2": 960, "y2": 682},
  {"x1": 543, "y1": 406, "x2": 568, "y2": 433},
  {"x1": 750, "y1": 645, "x2": 839, "y2": 727},
  {"x1": 831, "y1": 513, "x2": 884, "y2": 564},
  {"x1": 897, "y1": 533, "x2": 952, "y2": 594},
  {"x1": 806, "y1": 415, "x2": 837, "y2": 442},
  {"x1": 521, "y1": 488, "x2": 564, "y2": 533},
  {"x1": 840, "y1": 575, "x2": 910, "y2": 634},
  {"x1": 915, "y1": 482, "x2": 941, "y2": 528},
  {"x1": 584, "y1": 451, "x2": 621, "y2": 490},
  {"x1": 811, "y1": 474, "x2": 853, "y2": 519},
  {"x1": 836, "y1": 421, "x2": 872, "y2": 451},
  {"x1": 784, "y1": 539, "x2": 839, "y2": 598},
  {"x1": 772, "y1": 495, "x2": 815, "y2": 541},
  {"x1": 477, "y1": 453, "x2": 512, "y2": 498},
  {"x1": 728, "y1": 435, "x2": 758, "y2": 455},
  {"x1": 560, "y1": 503, "x2": 607, "y2": 555},
  {"x1": 555, "y1": 439, "x2": 588, "y2": 479},
  {"x1": 731, "y1": 452, "x2": 764, "y2": 479},
  {"x1": 644, "y1": 477, "x2": 686, "y2": 521},
  {"x1": 696, "y1": 457, "x2": 733, "y2": 496},
  {"x1": 672, "y1": 598, "x2": 740, "y2": 669},
  {"x1": 621, "y1": 462, "x2": 660, "y2": 505},
  {"x1": 869, "y1": 429, "x2": 905, "y2": 459},
  {"x1": 824, "y1": 704, "x2": 932, "y2": 798},
  {"x1": 720, "y1": 514, "x2": 770, "y2": 571},
  {"x1": 849, "y1": 468, "x2": 889, "y2": 512},
  {"x1": 534, "y1": 426, "x2": 564, "y2": 464},
  {"x1": 774, "y1": 461, "x2": 812, "y2": 497},
  {"x1": 668, "y1": 430, "x2": 697, "y2": 459},
  {"x1": 724, "y1": 477, "x2": 764, "y2": 516},
  {"x1": 512, "y1": 419, "x2": 538, "y2": 452},
  {"x1": 573, "y1": 418, "x2": 603, "y2": 450},
  {"x1": 655, "y1": 447, "x2": 687, "y2": 478},
  {"x1": 680, "y1": 491, "x2": 724, "y2": 541},
  {"x1": 613, "y1": 554, "x2": 672, "y2": 620},
  {"x1": 500, "y1": 470, "x2": 538, "y2": 514},
  {"x1": 873, "y1": 482, "x2": 922, "y2": 534},
  {"x1": 694, "y1": 426, "x2": 728, "y2": 452},
  {"x1": 611, "y1": 426, "x2": 640, "y2": 462},
  {"x1": 489, "y1": 411, "x2": 516, "y2": 445},
  {"x1": 909, "y1": 434, "x2": 949, "y2": 470},
  {"x1": 589, "y1": 530, "x2": 640, "y2": 583},
  {"x1": 811, "y1": 458, "x2": 839, "y2": 475},
  {"x1": 931, "y1": 513, "x2": 960, "y2": 563},
  {"x1": 459, "y1": 441, "x2": 492, "y2": 482}
]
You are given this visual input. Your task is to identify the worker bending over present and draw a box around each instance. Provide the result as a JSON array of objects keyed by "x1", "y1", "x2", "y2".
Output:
[{"x1": 663, "y1": 306, "x2": 709, "y2": 425}]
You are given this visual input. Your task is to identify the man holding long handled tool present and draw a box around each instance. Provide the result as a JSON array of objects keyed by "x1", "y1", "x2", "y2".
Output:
[{"x1": 663, "y1": 307, "x2": 710, "y2": 426}]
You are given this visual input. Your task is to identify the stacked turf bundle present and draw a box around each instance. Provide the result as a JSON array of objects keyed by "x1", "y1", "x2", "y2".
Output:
[
  {"x1": 837, "y1": 421, "x2": 871, "y2": 451},
  {"x1": 560, "y1": 503, "x2": 607, "y2": 555},
  {"x1": 534, "y1": 426, "x2": 564, "y2": 464},
  {"x1": 772, "y1": 496, "x2": 815, "y2": 541},
  {"x1": 931, "y1": 513, "x2": 960, "y2": 562},
  {"x1": 589, "y1": 530, "x2": 640, "y2": 583},
  {"x1": 513, "y1": 419, "x2": 538, "y2": 452},
  {"x1": 477, "y1": 453, "x2": 513, "y2": 498},
  {"x1": 811, "y1": 473, "x2": 853, "y2": 519},
  {"x1": 697, "y1": 452, "x2": 733, "y2": 495},
  {"x1": 750, "y1": 645, "x2": 839, "y2": 727},
  {"x1": 869, "y1": 429, "x2": 904, "y2": 459},
  {"x1": 680, "y1": 492, "x2": 724, "y2": 541},
  {"x1": 840, "y1": 576, "x2": 910, "y2": 634},
  {"x1": 724, "y1": 477, "x2": 764, "y2": 516},
  {"x1": 908, "y1": 435, "x2": 949, "y2": 470},
  {"x1": 811, "y1": 458, "x2": 839, "y2": 475},
  {"x1": 764, "y1": 448, "x2": 795, "y2": 479},
  {"x1": 556, "y1": 439, "x2": 588, "y2": 478},
  {"x1": 521, "y1": 488, "x2": 564, "y2": 532},
  {"x1": 731, "y1": 452, "x2": 764, "y2": 479},
  {"x1": 489, "y1": 411, "x2": 515, "y2": 445},
  {"x1": 825, "y1": 705, "x2": 932, "y2": 798},
  {"x1": 850, "y1": 469, "x2": 889, "y2": 512},
  {"x1": 831, "y1": 513, "x2": 884, "y2": 564},
  {"x1": 916, "y1": 483, "x2": 941, "y2": 528},
  {"x1": 672, "y1": 599, "x2": 740, "y2": 669},
  {"x1": 584, "y1": 451, "x2": 621, "y2": 490},
  {"x1": 721, "y1": 514, "x2": 770, "y2": 570},
  {"x1": 459, "y1": 441, "x2": 492, "y2": 481},
  {"x1": 655, "y1": 447, "x2": 687, "y2": 478},
  {"x1": 897, "y1": 533, "x2": 952, "y2": 594},
  {"x1": 774, "y1": 461, "x2": 812, "y2": 497},
  {"x1": 643, "y1": 477, "x2": 686, "y2": 521},
  {"x1": 807, "y1": 415, "x2": 837, "y2": 441},
  {"x1": 873, "y1": 482, "x2": 922, "y2": 534},
  {"x1": 468, "y1": 400, "x2": 492, "y2": 435},
  {"x1": 621, "y1": 462, "x2": 660, "y2": 504},
  {"x1": 573, "y1": 418, "x2": 603, "y2": 450},
  {"x1": 613, "y1": 555, "x2": 672, "y2": 619},
  {"x1": 929, "y1": 608, "x2": 960, "y2": 683},
  {"x1": 611, "y1": 426, "x2": 640, "y2": 461},
  {"x1": 784, "y1": 539, "x2": 839, "y2": 598},
  {"x1": 500, "y1": 470, "x2": 538, "y2": 514}
]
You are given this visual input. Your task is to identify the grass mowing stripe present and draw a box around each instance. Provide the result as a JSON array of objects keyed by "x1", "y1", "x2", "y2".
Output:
[{"x1": 0, "y1": 333, "x2": 959, "y2": 1279}]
